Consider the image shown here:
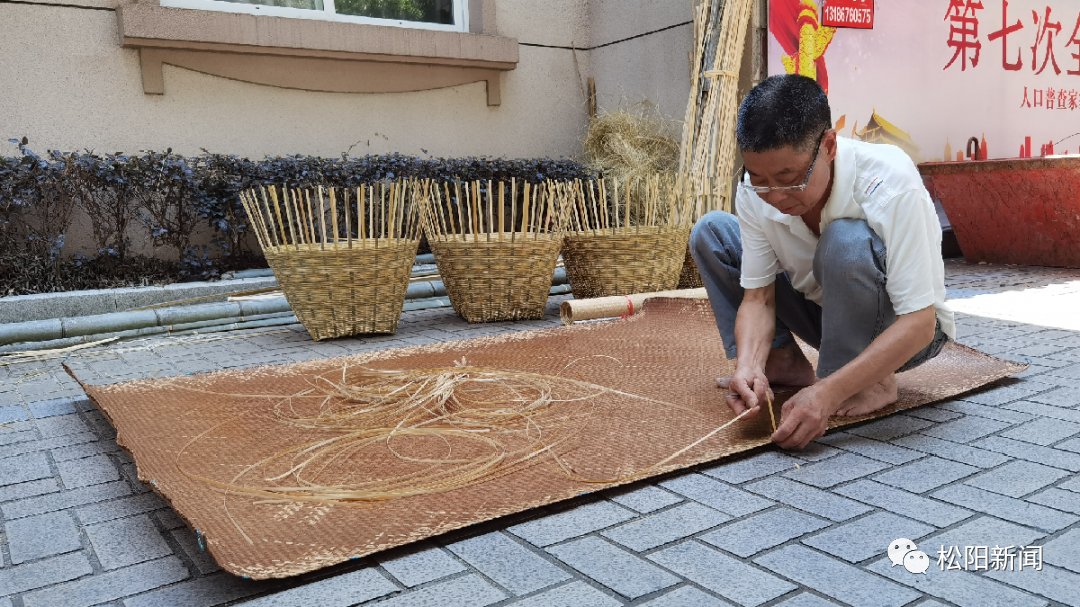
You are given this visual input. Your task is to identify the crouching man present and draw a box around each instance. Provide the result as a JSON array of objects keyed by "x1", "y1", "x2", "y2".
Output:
[{"x1": 690, "y1": 74, "x2": 953, "y2": 450}]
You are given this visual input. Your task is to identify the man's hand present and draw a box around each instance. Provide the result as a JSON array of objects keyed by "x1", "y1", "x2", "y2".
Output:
[
  {"x1": 724, "y1": 367, "x2": 773, "y2": 418},
  {"x1": 771, "y1": 384, "x2": 833, "y2": 450}
]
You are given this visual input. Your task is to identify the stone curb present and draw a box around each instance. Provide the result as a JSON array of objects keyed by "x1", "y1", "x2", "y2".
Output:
[
  {"x1": 0, "y1": 276, "x2": 280, "y2": 325},
  {"x1": 0, "y1": 265, "x2": 570, "y2": 348},
  {"x1": 0, "y1": 254, "x2": 439, "y2": 324}
]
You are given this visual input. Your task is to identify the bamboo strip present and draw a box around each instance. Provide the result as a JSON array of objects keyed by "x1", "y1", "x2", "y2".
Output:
[
  {"x1": 283, "y1": 189, "x2": 300, "y2": 251},
  {"x1": 439, "y1": 182, "x2": 451, "y2": 238},
  {"x1": 328, "y1": 187, "x2": 340, "y2": 245},
  {"x1": 238, "y1": 193, "x2": 259, "y2": 250},
  {"x1": 486, "y1": 180, "x2": 494, "y2": 243},
  {"x1": 267, "y1": 187, "x2": 288, "y2": 247},
  {"x1": 510, "y1": 179, "x2": 517, "y2": 243},
  {"x1": 343, "y1": 189, "x2": 352, "y2": 248},
  {"x1": 498, "y1": 181, "x2": 505, "y2": 242},
  {"x1": 766, "y1": 393, "x2": 777, "y2": 434},
  {"x1": 360, "y1": 184, "x2": 369, "y2": 240},
  {"x1": 316, "y1": 188, "x2": 327, "y2": 250},
  {"x1": 520, "y1": 181, "x2": 531, "y2": 235},
  {"x1": 303, "y1": 189, "x2": 316, "y2": 245},
  {"x1": 256, "y1": 187, "x2": 279, "y2": 249},
  {"x1": 240, "y1": 192, "x2": 267, "y2": 252},
  {"x1": 599, "y1": 179, "x2": 608, "y2": 232},
  {"x1": 454, "y1": 182, "x2": 465, "y2": 239},
  {"x1": 380, "y1": 182, "x2": 387, "y2": 245}
]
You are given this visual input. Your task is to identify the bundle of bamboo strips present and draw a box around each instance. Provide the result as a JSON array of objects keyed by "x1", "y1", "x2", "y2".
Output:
[
  {"x1": 559, "y1": 174, "x2": 693, "y2": 299},
  {"x1": 239, "y1": 183, "x2": 422, "y2": 339},
  {"x1": 679, "y1": 0, "x2": 724, "y2": 176},
  {"x1": 676, "y1": 0, "x2": 756, "y2": 288},
  {"x1": 419, "y1": 179, "x2": 562, "y2": 323},
  {"x1": 678, "y1": 0, "x2": 756, "y2": 217}
]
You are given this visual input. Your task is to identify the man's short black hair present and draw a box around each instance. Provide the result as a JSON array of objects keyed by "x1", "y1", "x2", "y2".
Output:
[{"x1": 736, "y1": 74, "x2": 832, "y2": 153}]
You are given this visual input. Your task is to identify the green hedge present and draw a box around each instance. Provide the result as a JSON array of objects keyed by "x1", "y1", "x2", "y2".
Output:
[{"x1": 0, "y1": 138, "x2": 593, "y2": 295}]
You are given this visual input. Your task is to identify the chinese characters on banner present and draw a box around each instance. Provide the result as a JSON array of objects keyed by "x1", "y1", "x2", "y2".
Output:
[
  {"x1": 943, "y1": 0, "x2": 1080, "y2": 75},
  {"x1": 943, "y1": 1, "x2": 1080, "y2": 155},
  {"x1": 768, "y1": 0, "x2": 1080, "y2": 161}
]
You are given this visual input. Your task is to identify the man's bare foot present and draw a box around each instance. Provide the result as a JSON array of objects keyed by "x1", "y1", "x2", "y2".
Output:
[
  {"x1": 716, "y1": 342, "x2": 817, "y2": 389},
  {"x1": 834, "y1": 374, "x2": 898, "y2": 416}
]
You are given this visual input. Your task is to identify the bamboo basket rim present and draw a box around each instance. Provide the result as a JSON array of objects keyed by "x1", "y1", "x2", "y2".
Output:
[
  {"x1": 431, "y1": 232, "x2": 564, "y2": 244},
  {"x1": 262, "y1": 239, "x2": 420, "y2": 254},
  {"x1": 563, "y1": 224, "x2": 693, "y2": 238}
]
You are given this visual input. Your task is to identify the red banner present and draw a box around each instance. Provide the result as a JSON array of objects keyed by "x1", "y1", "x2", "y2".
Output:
[{"x1": 822, "y1": 0, "x2": 875, "y2": 29}]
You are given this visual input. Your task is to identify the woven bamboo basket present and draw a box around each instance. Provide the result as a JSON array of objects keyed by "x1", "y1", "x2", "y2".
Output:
[
  {"x1": 563, "y1": 226, "x2": 690, "y2": 298},
  {"x1": 421, "y1": 180, "x2": 562, "y2": 322},
  {"x1": 240, "y1": 183, "x2": 421, "y2": 340},
  {"x1": 559, "y1": 175, "x2": 693, "y2": 299}
]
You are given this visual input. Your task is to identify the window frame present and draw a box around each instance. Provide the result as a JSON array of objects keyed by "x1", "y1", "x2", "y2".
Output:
[
  {"x1": 159, "y1": 0, "x2": 469, "y2": 32},
  {"x1": 118, "y1": 0, "x2": 516, "y2": 105}
]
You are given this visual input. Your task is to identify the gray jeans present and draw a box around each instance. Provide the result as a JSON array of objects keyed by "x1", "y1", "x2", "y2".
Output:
[{"x1": 689, "y1": 211, "x2": 948, "y2": 377}]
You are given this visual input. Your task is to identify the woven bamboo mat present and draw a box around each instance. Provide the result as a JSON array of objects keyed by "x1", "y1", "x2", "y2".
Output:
[{"x1": 69, "y1": 299, "x2": 1024, "y2": 579}]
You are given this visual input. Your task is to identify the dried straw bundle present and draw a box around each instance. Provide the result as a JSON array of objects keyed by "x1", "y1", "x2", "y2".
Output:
[
  {"x1": 559, "y1": 174, "x2": 693, "y2": 298},
  {"x1": 583, "y1": 107, "x2": 680, "y2": 182},
  {"x1": 419, "y1": 179, "x2": 562, "y2": 322},
  {"x1": 239, "y1": 183, "x2": 422, "y2": 339}
]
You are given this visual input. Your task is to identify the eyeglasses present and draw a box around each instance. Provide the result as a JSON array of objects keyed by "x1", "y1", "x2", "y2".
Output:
[{"x1": 739, "y1": 129, "x2": 827, "y2": 194}]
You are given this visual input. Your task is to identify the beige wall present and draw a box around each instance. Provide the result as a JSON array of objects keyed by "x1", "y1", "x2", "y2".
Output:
[
  {"x1": 587, "y1": 0, "x2": 693, "y2": 129},
  {"x1": 0, "y1": 0, "x2": 598, "y2": 160},
  {"x1": 0, "y1": 0, "x2": 710, "y2": 259},
  {"x1": 0, "y1": 0, "x2": 701, "y2": 161}
]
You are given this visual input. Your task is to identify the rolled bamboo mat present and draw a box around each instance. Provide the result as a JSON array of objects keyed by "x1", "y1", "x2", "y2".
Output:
[{"x1": 561, "y1": 288, "x2": 708, "y2": 324}]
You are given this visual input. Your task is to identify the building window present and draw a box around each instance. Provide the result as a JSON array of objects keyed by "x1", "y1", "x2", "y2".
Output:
[{"x1": 159, "y1": 0, "x2": 467, "y2": 31}]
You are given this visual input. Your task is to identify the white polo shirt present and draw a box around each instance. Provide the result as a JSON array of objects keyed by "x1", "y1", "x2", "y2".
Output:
[{"x1": 737, "y1": 136, "x2": 955, "y2": 339}]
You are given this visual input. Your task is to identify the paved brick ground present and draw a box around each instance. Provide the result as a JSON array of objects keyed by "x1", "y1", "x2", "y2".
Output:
[{"x1": 1, "y1": 260, "x2": 1079, "y2": 606}]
